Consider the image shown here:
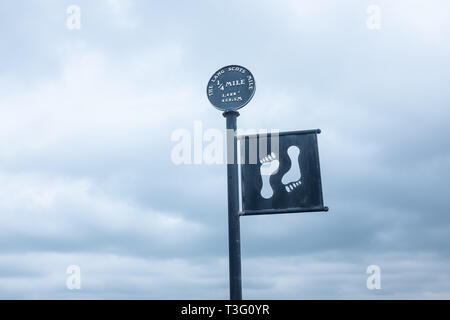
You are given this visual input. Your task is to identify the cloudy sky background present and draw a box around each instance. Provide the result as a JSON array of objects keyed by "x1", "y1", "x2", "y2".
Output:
[{"x1": 0, "y1": 0, "x2": 449, "y2": 299}]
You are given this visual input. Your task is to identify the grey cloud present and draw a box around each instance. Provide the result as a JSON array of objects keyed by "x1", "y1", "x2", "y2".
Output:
[{"x1": 0, "y1": 0, "x2": 449, "y2": 298}]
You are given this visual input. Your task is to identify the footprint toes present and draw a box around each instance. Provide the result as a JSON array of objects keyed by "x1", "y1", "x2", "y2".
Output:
[{"x1": 284, "y1": 181, "x2": 301, "y2": 193}]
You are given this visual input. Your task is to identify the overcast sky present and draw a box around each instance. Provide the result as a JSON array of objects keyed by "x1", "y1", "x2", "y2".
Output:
[{"x1": 0, "y1": 0, "x2": 449, "y2": 299}]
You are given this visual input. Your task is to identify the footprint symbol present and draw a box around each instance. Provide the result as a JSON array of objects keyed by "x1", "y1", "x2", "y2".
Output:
[
  {"x1": 281, "y1": 146, "x2": 301, "y2": 193},
  {"x1": 259, "y1": 152, "x2": 279, "y2": 199}
]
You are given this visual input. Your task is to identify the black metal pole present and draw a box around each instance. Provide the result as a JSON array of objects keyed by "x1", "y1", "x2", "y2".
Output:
[{"x1": 223, "y1": 110, "x2": 242, "y2": 300}]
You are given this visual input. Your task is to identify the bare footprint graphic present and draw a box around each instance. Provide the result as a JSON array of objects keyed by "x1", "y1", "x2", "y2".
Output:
[
  {"x1": 281, "y1": 146, "x2": 301, "y2": 192},
  {"x1": 259, "y1": 152, "x2": 279, "y2": 199}
]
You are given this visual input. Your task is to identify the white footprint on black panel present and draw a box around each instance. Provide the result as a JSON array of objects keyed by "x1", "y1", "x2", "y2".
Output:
[
  {"x1": 259, "y1": 152, "x2": 279, "y2": 199},
  {"x1": 281, "y1": 146, "x2": 301, "y2": 193}
]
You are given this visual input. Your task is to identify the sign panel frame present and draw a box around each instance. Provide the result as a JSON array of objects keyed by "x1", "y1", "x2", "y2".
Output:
[{"x1": 238, "y1": 129, "x2": 328, "y2": 216}]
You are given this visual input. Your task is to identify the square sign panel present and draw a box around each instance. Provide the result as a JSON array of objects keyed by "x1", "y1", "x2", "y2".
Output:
[{"x1": 239, "y1": 129, "x2": 327, "y2": 216}]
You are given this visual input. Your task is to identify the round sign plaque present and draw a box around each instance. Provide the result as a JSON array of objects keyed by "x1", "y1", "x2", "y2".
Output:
[{"x1": 206, "y1": 65, "x2": 256, "y2": 112}]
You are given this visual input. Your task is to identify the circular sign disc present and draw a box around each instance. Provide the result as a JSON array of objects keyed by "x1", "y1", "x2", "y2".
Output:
[{"x1": 206, "y1": 65, "x2": 256, "y2": 112}]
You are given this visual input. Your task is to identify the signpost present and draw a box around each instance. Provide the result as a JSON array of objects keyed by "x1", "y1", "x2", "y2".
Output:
[
  {"x1": 207, "y1": 65, "x2": 255, "y2": 300},
  {"x1": 206, "y1": 65, "x2": 327, "y2": 300}
]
